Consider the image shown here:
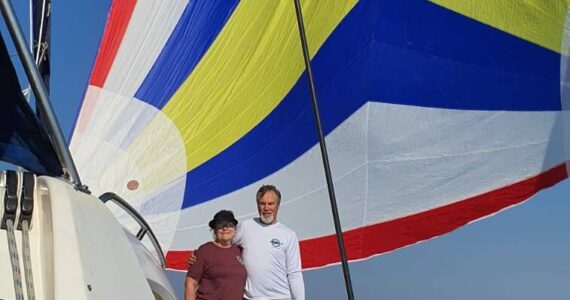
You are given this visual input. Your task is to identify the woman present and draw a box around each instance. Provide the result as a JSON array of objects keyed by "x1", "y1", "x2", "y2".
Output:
[{"x1": 185, "y1": 210, "x2": 246, "y2": 300}]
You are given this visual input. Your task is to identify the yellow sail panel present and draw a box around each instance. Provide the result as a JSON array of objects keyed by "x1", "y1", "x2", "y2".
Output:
[
  {"x1": 162, "y1": 0, "x2": 358, "y2": 171},
  {"x1": 430, "y1": 0, "x2": 569, "y2": 53}
]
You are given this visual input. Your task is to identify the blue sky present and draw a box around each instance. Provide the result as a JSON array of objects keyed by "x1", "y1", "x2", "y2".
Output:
[{"x1": 2, "y1": 1, "x2": 569, "y2": 299}]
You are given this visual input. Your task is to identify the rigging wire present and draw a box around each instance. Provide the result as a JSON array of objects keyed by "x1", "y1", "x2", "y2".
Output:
[{"x1": 34, "y1": 0, "x2": 47, "y2": 66}]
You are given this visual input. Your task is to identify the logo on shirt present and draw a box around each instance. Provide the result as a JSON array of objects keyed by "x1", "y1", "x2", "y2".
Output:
[{"x1": 270, "y1": 238, "x2": 283, "y2": 248}]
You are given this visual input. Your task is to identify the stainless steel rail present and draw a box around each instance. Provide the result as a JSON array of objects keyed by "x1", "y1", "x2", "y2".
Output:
[{"x1": 99, "y1": 192, "x2": 166, "y2": 268}]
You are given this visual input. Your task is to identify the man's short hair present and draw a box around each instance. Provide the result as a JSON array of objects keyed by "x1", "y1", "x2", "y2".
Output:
[{"x1": 256, "y1": 184, "x2": 281, "y2": 205}]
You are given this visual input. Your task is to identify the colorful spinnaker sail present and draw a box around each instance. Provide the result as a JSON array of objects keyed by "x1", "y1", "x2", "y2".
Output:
[{"x1": 70, "y1": 0, "x2": 570, "y2": 270}]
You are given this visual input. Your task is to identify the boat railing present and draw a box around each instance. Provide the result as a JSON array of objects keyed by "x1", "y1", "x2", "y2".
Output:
[{"x1": 98, "y1": 192, "x2": 166, "y2": 269}]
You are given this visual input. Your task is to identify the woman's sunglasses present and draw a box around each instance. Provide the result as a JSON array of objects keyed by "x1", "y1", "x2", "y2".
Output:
[{"x1": 214, "y1": 222, "x2": 236, "y2": 230}]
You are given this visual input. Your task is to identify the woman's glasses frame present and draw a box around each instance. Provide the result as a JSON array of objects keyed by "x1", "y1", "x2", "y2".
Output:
[{"x1": 214, "y1": 222, "x2": 236, "y2": 230}]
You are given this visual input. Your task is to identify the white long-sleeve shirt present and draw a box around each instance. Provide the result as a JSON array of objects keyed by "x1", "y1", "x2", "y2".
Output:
[{"x1": 234, "y1": 218, "x2": 305, "y2": 300}]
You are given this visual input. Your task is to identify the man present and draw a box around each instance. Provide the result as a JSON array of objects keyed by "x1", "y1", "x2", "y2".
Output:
[{"x1": 189, "y1": 185, "x2": 305, "y2": 300}]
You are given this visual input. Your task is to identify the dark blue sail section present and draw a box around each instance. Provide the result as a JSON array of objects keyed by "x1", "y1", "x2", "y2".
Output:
[{"x1": 0, "y1": 32, "x2": 62, "y2": 175}]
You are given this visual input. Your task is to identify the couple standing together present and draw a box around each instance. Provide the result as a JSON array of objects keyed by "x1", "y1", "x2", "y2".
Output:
[{"x1": 185, "y1": 185, "x2": 305, "y2": 300}]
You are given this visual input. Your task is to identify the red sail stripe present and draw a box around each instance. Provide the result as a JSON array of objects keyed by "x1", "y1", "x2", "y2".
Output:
[
  {"x1": 165, "y1": 163, "x2": 568, "y2": 270},
  {"x1": 89, "y1": 0, "x2": 137, "y2": 87}
]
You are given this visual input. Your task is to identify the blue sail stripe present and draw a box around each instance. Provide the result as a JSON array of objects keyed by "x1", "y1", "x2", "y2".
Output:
[
  {"x1": 180, "y1": 0, "x2": 560, "y2": 208},
  {"x1": 134, "y1": 0, "x2": 239, "y2": 108}
]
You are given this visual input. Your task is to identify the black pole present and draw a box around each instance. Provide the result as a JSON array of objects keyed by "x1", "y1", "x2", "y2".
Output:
[{"x1": 292, "y1": 1, "x2": 355, "y2": 299}]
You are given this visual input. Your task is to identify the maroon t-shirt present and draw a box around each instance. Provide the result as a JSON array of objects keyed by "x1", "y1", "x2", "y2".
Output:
[{"x1": 187, "y1": 242, "x2": 247, "y2": 300}]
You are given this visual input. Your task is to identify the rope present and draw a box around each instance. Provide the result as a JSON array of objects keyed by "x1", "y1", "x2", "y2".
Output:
[
  {"x1": 6, "y1": 219, "x2": 25, "y2": 300},
  {"x1": 21, "y1": 219, "x2": 36, "y2": 300}
]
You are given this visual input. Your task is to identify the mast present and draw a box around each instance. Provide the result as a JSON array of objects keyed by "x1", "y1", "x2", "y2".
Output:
[
  {"x1": 0, "y1": 0, "x2": 87, "y2": 192},
  {"x1": 292, "y1": 1, "x2": 356, "y2": 299}
]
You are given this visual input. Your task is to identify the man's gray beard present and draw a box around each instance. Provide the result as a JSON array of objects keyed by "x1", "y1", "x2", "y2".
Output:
[{"x1": 260, "y1": 214, "x2": 275, "y2": 224}]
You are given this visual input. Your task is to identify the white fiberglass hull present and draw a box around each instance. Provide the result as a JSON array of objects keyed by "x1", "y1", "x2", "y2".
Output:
[{"x1": 0, "y1": 174, "x2": 175, "y2": 299}]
